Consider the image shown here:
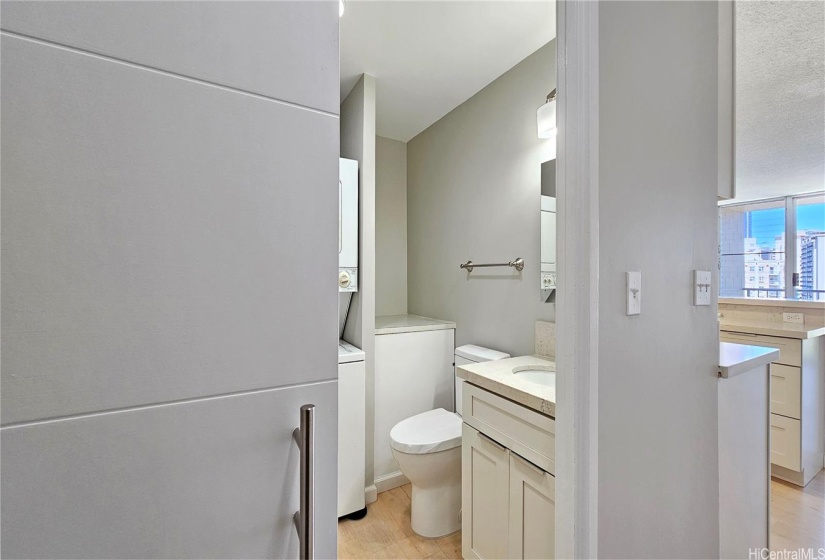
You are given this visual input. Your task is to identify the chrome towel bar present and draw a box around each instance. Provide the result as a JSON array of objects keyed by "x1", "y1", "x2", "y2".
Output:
[{"x1": 460, "y1": 258, "x2": 524, "y2": 273}]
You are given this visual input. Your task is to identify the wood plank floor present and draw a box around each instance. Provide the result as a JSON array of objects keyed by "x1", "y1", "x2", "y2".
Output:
[
  {"x1": 338, "y1": 484, "x2": 461, "y2": 560},
  {"x1": 771, "y1": 470, "x2": 825, "y2": 552},
  {"x1": 339, "y1": 471, "x2": 824, "y2": 559}
]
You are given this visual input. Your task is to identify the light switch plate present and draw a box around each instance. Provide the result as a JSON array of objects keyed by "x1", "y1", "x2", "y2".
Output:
[
  {"x1": 694, "y1": 270, "x2": 711, "y2": 306},
  {"x1": 626, "y1": 271, "x2": 641, "y2": 316}
]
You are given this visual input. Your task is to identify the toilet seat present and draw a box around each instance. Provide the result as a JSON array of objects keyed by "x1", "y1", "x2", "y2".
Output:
[{"x1": 390, "y1": 408, "x2": 462, "y2": 454}]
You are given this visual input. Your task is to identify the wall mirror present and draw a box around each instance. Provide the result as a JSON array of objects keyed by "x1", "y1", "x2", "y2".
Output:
[{"x1": 541, "y1": 159, "x2": 556, "y2": 302}]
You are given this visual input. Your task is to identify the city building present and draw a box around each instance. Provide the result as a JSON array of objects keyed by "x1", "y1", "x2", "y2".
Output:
[{"x1": 800, "y1": 231, "x2": 825, "y2": 300}]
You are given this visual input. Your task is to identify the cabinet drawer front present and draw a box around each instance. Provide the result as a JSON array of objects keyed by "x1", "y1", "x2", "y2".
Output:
[
  {"x1": 720, "y1": 332, "x2": 801, "y2": 367},
  {"x1": 770, "y1": 364, "x2": 801, "y2": 419},
  {"x1": 463, "y1": 383, "x2": 555, "y2": 475},
  {"x1": 770, "y1": 413, "x2": 801, "y2": 471}
]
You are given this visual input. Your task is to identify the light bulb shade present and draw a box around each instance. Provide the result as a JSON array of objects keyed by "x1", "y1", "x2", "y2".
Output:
[{"x1": 537, "y1": 99, "x2": 557, "y2": 139}]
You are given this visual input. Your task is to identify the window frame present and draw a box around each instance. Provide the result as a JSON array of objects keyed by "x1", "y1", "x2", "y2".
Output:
[{"x1": 719, "y1": 192, "x2": 825, "y2": 300}]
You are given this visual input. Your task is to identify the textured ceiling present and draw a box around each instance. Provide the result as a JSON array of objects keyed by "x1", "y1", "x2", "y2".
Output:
[
  {"x1": 735, "y1": 1, "x2": 825, "y2": 201},
  {"x1": 340, "y1": 1, "x2": 555, "y2": 142}
]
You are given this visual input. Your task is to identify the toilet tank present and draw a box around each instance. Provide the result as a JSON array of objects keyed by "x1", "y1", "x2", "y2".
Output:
[{"x1": 454, "y1": 344, "x2": 510, "y2": 416}]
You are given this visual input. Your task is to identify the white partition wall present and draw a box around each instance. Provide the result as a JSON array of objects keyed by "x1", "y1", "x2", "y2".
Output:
[{"x1": 718, "y1": 365, "x2": 770, "y2": 558}]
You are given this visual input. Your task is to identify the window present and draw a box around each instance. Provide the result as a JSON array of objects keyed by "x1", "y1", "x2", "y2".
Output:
[
  {"x1": 719, "y1": 193, "x2": 825, "y2": 300},
  {"x1": 719, "y1": 198, "x2": 785, "y2": 299}
]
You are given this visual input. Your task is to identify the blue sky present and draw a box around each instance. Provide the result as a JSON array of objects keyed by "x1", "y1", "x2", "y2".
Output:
[{"x1": 750, "y1": 203, "x2": 824, "y2": 246}]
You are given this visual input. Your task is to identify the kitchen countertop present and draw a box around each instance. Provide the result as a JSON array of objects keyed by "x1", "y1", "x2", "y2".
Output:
[
  {"x1": 718, "y1": 342, "x2": 780, "y2": 378},
  {"x1": 456, "y1": 354, "x2": 556, "y2": 417},
  {"x1": 719, "y1": 297, "x2": 825, "y2": 310},
  {"x1": 720, "y1": 319, "x2": 825, "y2": 340},
  {"x1": 374, "y1": 314, "x2": 456, "y2": 335}
]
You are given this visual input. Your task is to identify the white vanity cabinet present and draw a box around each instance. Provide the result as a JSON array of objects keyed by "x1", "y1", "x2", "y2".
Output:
[{"x1": 462, "y1": 383, "x2": 556, "y2": 560}]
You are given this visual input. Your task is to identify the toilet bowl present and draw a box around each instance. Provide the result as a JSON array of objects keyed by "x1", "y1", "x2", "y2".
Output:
[
  {"x1": 390, "y1": 408, "x2": 462, "y2": 537},
  {"x1": 389, "y1": 344, "x2": 509, "y2": 538}
]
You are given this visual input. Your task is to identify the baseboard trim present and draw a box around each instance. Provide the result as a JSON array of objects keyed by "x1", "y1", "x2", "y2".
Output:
[
  {"x1": 365, "y1": 484, "x2": 378, "y2": 505},
  {"x1": 771, "y1": 463, "x2": 805, "y2": 487},
  {"x1": 374, "y1": 471, "x2": 409, "y2": 493}
]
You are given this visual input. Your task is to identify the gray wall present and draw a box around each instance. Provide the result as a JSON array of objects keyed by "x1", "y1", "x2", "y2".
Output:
[
  {"x1": 406, "y1": 42, "x2": 556, "y2": 357},
  {"x1": 375, "y1": 136, "x2": 408, "y2": 316},
  {"x1": 596, "y1": 2, "x2": 720, "y2": 557},
  {"x1": 1, "y1": 3, "x2": 339, "y2": 557},
  {"x1": 340, "y1": 74, "x2": 378, "y2": 499}
]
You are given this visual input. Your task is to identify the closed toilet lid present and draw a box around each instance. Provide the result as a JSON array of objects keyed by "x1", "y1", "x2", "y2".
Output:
[{"x1": 390, "y1": 408, "x2": 462, "y2": 455}]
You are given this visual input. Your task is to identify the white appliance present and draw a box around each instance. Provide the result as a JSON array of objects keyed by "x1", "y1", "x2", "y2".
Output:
[
  {"x1": 338, "y1": 340, "x2": 366, "y2": 518},
  {"x1": 339, "y1": 158, "x2": 359, "y2": 292}
]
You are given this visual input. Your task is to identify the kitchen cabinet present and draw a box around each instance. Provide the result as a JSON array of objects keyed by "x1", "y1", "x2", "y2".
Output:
[
  {"x1": 770, "y1": 413, "x2": 802, "y2": 472},
  {"x1": 462, "y1": 383, "x2": 555, "y2": 560},
  {"x1": 720, "y1": 329, "x2": 824, "y2": 486},
  {"x1": 770, "y1": 363, "x2": 801, "y2": 419}
]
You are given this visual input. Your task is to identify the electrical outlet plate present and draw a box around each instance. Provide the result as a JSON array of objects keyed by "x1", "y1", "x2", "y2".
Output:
[
  {"x1": 694, "y1": 270, "x2": 711, "y2": 306},
  {"x1": 626, "y1": 271, "x2": 641, "y2": 316},
  {"x1": 782, "y1": 312, "x2": 803, "y2": 324}
]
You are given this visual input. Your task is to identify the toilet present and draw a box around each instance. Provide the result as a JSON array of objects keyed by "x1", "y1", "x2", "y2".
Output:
[{"x1": 389, "y1": 344, "x2": 510, "y2": 538}]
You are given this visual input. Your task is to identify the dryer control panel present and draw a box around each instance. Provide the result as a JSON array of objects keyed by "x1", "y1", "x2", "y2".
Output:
[{"x1": 339, "y1": 268, "x2": 358, "y2": 291}]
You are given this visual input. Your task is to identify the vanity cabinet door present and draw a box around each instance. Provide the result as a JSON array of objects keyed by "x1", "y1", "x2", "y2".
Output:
[
  {"x1": 462, "y1": 424, "x2": 510, "y2": 560},
  {"x1": 508, "y1": 453, "x2": 556, "y2": 560}
]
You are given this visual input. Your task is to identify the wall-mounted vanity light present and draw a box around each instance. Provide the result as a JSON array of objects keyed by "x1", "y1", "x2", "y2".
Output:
[{"x1": 537, "y1": 89, "x2": 557, "y2": 139}]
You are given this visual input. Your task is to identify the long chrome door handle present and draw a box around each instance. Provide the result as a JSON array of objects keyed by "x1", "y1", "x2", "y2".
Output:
[{"x1": 293, "y1": 404, "x2": 315, "y2": 559}]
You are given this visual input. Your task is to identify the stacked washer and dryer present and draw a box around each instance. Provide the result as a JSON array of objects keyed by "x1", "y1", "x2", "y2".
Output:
[{"x1": 337, "y1": 158, "x2": 367, "y2": 519}]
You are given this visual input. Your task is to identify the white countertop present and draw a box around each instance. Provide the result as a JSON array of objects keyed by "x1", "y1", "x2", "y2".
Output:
[
  {"x1": 718, "y1": 342, "x2": 780, "y2": 378},
  {"x1": 720, "y1": 319, "x2": 825, "y2": 340},
  {"x1": 456, "y1": 355, "x2": 556, "y2": 417},
  {"x1": 458, "y1": 344, "x2": 780, "y2": 408},
  {"x1": 374, "y1": 314, "x2": 456, "y2": 335}
]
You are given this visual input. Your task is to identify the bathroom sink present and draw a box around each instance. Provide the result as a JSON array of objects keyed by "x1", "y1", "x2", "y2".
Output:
[{"x1": 511, "y1": 365, "x2": 556, "y2": 386}]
